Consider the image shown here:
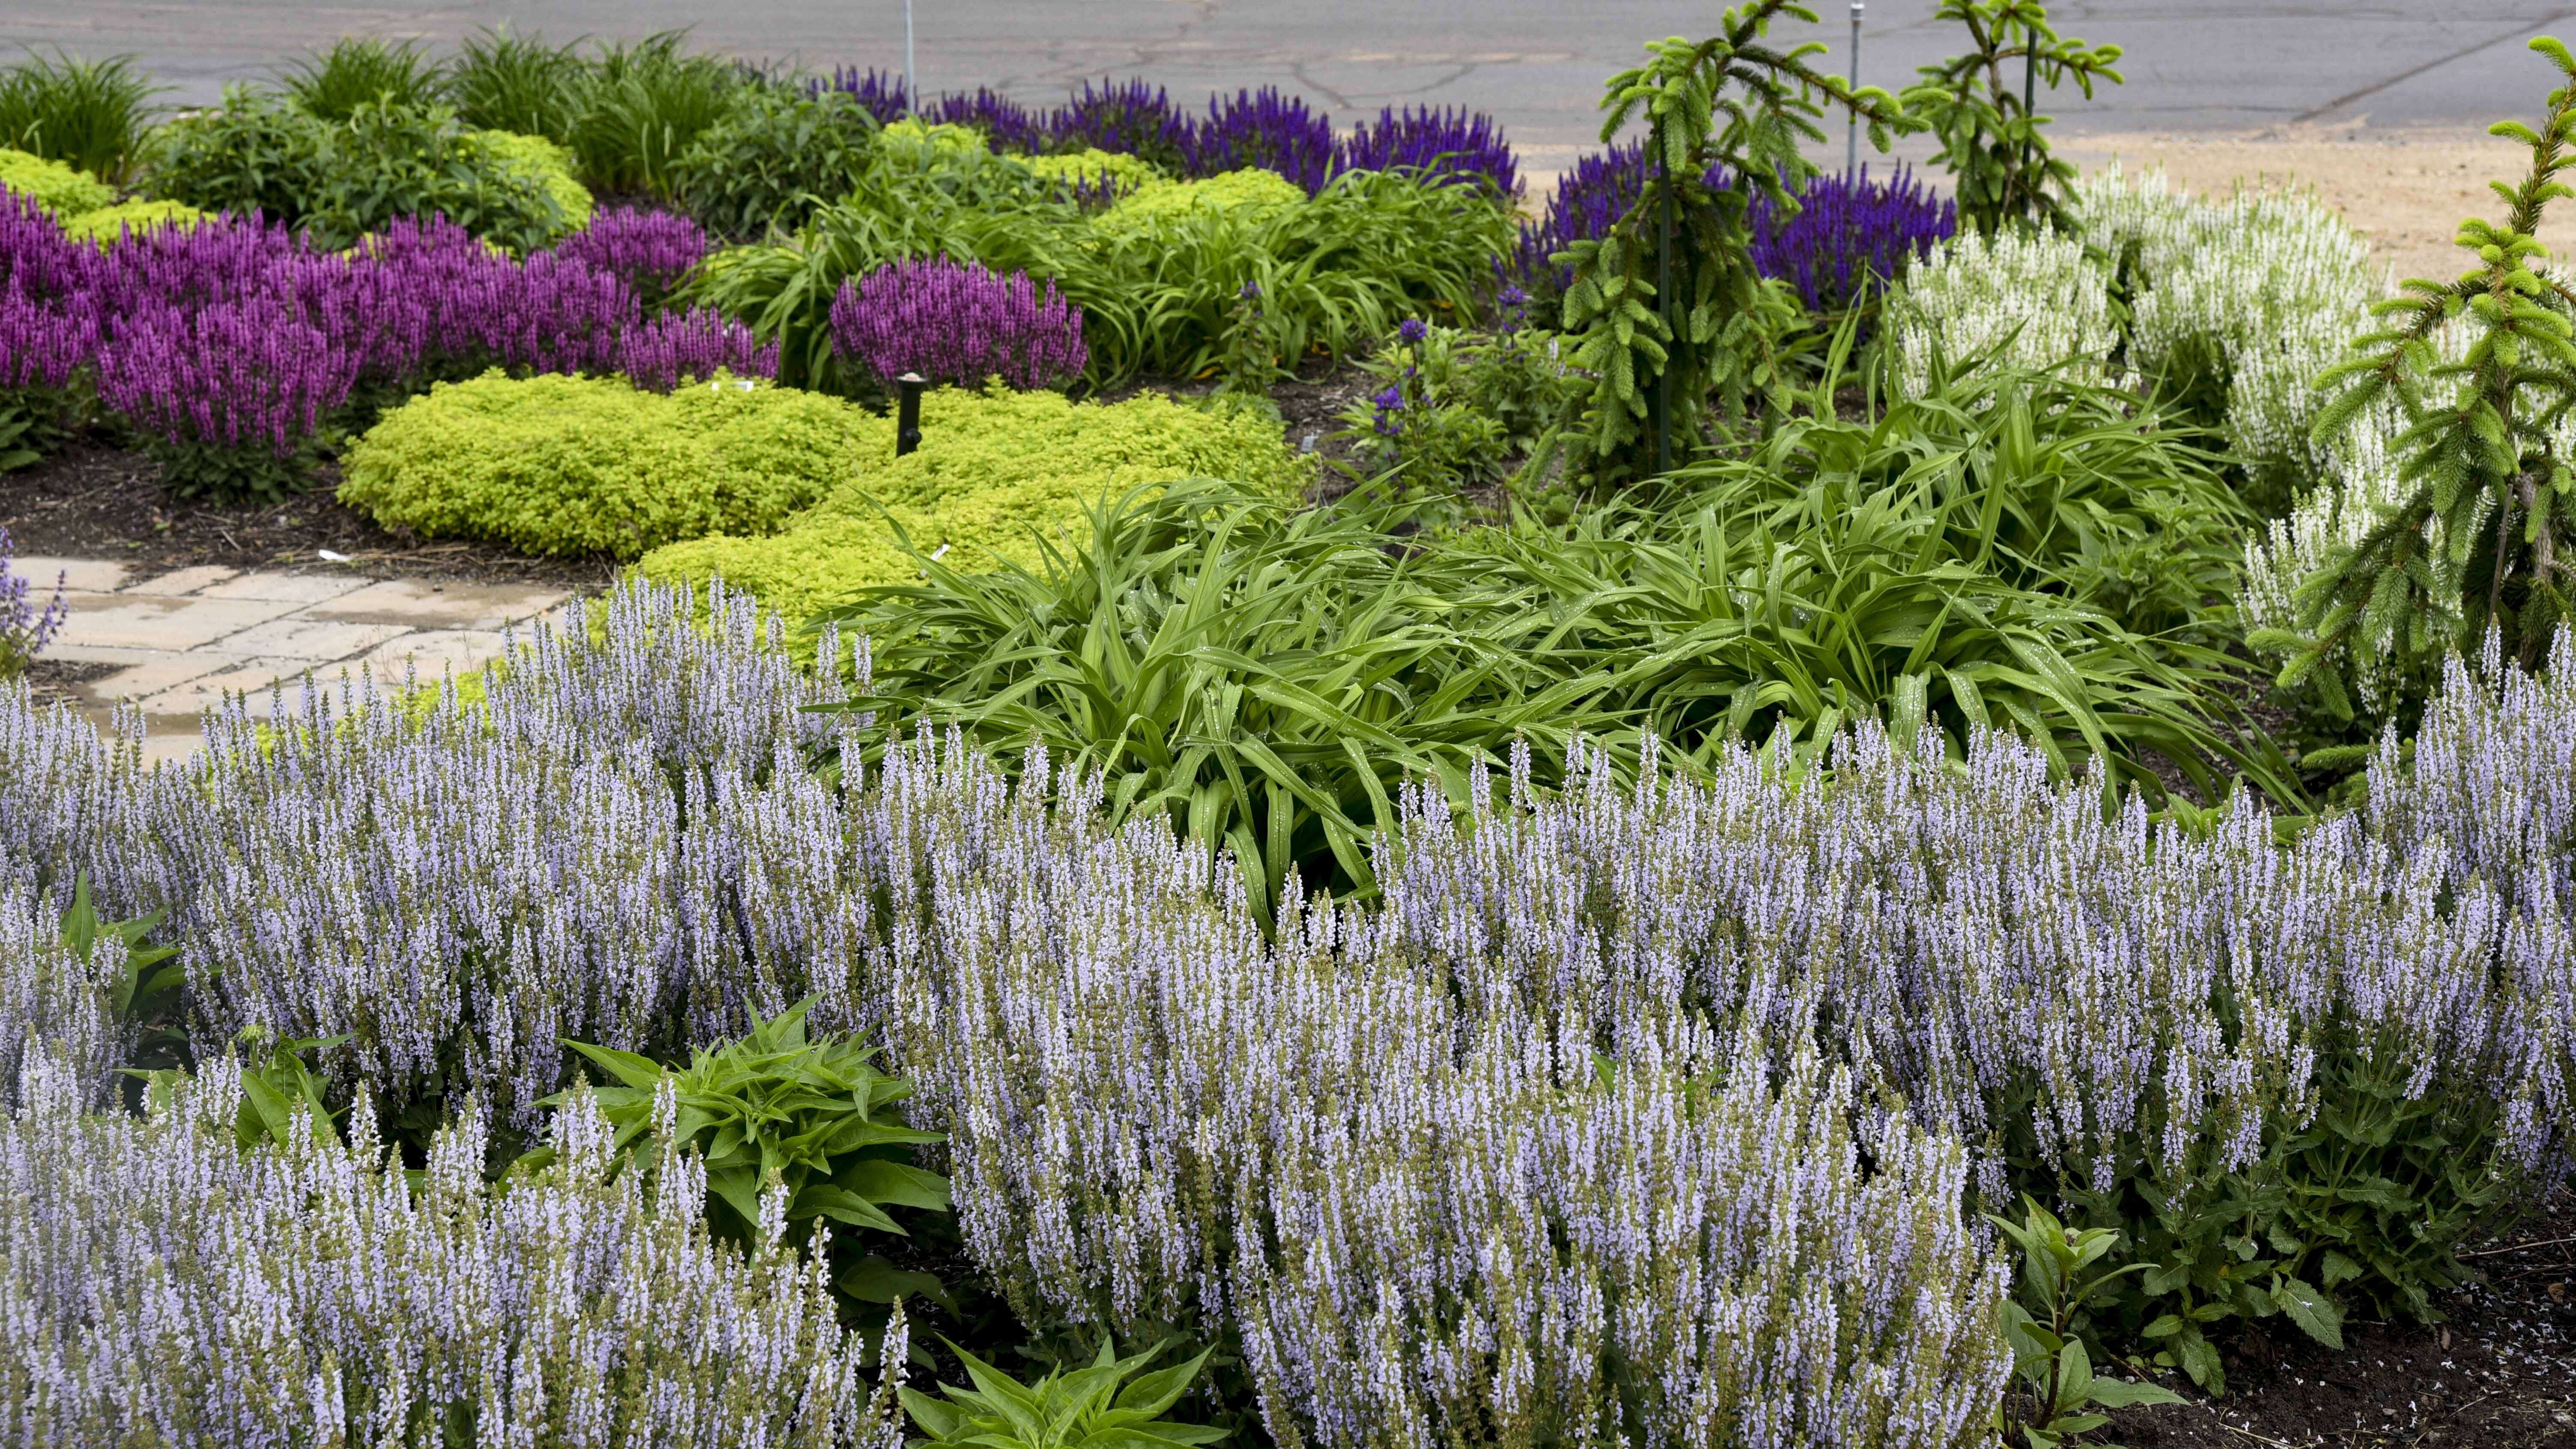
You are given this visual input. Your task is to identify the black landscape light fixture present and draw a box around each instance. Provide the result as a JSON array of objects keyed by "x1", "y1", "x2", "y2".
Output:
[{"x1": 895, "y1": 372, "x2": 925, "y2": 456}]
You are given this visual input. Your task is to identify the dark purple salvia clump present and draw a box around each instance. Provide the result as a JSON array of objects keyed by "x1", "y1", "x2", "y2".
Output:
[
  {"x1": 1742, "y1": 164, "x2": 1958, "y2": 314},
  {"x1": 0, "y1": 288, "x2": 99, "y2": 391},
  {"x1": 1183, "y1": 87, "x2": 1337, "y2": 195},
  {"x1": 95, "y1": 298, "x2": 358, "y2": 461},
  {"x1": 617, "y1": 305, "x2": 781, "y2": 393},
  {"x1": 1047, "y1": 77, "x2": 1194, "y2": 170},
  {"x1": 0, "y1": 524, "x2": 68, "y2": 676},
  {"x1": 823, "y1": 66, "x2": 910, "y2": 125},
  {"x1": 88, "y1": 212, "x2": 307, "y2": 318},
  {"x1": 1509, "y1": 140, "x2": 1650, "y2": 299},
  {"x1": 1336, "y1": 105, "x2": 1521, "y2": 200},
  {"x1": 550, "y1": 207, "x2": 711, "y2": 310},
  {"x1": 1511, "y1": 151, "x2": 1955, "y2": 316},
  {"x1": 262, "y1": 253, "x2": 431, "y2": 383},
  {"x1": 927, "y1": 88, "x2": 1048, "y2": 154},
  {"x1": 828, "y1": 257, "x2": 1087, "y2": 391}
]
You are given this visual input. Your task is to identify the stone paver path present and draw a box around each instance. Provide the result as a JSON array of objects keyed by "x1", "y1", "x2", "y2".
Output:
[{"x1": 26, "y1": 556, "x2": 571, "y2": 764}]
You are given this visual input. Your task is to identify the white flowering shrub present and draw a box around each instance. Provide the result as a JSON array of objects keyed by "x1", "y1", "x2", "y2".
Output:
[
  {"x1": 1886, "y1": 228, "x2": 2115, "y2": 397},
  {"x1": 0, "y1": 1052, "x2": 905, "y2": 1449},
  {"x1": 2078, "y1": 167, "x2": 2378, "y2": 504}
]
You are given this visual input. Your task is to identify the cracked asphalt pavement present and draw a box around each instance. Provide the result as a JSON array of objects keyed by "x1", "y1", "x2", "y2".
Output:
[{"x1": 2, "y1": 1, "x2": 2563, "y2": 169}]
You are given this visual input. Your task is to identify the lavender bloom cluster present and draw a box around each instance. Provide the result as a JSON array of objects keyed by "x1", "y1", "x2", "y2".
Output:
[
  {"x1": 3, "y1": 590, "x2": 2571, "y2": 1449},
  {"x1": 0, "y1": 286, "x2": 98, "y2": 391},
  {"x1": 0, "y1": 882, "x2": 123, "y2": 1110},
  {"x1": 0, "y1": 582, "x2": 877, "y2": 1126},
  {"x1": 0, "y1": 527, "x2": 68, "y2": 681},
  {"x1": 617, "y1": 304, "x2": 782, "y2": 393},
  {"x1": 829, "y1": 258, "x2": 1087, "y2": 391},
  {"x1": 2, "y1": 1052, "x2": 907, "y2": 1449},
  {"x1": 1510, "y1": 151, "x2": 1955, "y2": 313}
]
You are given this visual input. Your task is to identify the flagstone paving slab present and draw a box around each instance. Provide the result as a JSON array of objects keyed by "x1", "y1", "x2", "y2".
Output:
[{"x1": 21, "y1": 557, "x2": 581, "y2": 759}]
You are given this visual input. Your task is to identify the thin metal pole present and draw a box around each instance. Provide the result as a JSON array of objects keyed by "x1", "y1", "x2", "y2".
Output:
[
  {"x1": 1655, "y1": 179, "x2": 1672, "y2": 477},
  {"x1": 2019, "y1": 11, "x2": 2038, "y2": 223},
  {"x1": 904, "y1": 0, "x2": 916, "y2": 109},
  {"x1": 1846, "y1": 3, "x2": 1863, "y2": 175}
]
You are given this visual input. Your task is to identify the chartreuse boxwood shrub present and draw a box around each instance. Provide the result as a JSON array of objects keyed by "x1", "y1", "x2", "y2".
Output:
[
  {"x1": 57, "y1": 197, "x2": 206, "y2": 246},
  {"x1": 637, "y1": 387, "x2": 1307, "y2": 622},
  {"x1": 0, "y1": 147, "x2": 111, "y2": 215},
  {"x1": 341, "y1": 371, "x2": 871, "y2": 557}
]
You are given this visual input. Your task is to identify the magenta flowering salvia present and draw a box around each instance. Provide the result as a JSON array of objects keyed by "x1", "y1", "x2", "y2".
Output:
[
  {"x1": 0, "y1": 286, "x2": 99, "y2": 391},
  {"x1": 828, "y1": 257, "x2": 1087, "y2": 391},
  {"x1": 617, "y1": 304, "x2": 781, "y2": 392},
  {"x1": 94, "y1": 297, "x2": 359, "y2": 501},
  {"x1": 551, "y1": 206, "x2": 711, "y2": 308}
]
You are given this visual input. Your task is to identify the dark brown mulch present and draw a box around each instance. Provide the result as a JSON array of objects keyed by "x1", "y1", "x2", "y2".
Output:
[
  {"x1": 0, "y1": 443, "x2": 620, "y2": 593},
  {"x1": 18, "y1": 656, "x2": 116, "y2": 711},
  {"x1": 2110, "y1": 1193, "x2": 2576, "y2": 1448}
]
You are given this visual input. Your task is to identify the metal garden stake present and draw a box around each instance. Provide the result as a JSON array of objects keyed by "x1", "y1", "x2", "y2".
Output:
[
  {"x1": 1847, "y1": 3, "x2": 1864, "y2": 174},
  {"x1": 896, "y1": 373, "x2": 925, "y2": 456}
]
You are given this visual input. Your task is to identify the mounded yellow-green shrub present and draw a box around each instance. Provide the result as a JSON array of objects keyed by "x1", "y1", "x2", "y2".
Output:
[
  {"x1": 637, "y1": 387, "x2": 1309, "y2": 623},
  {"x1": 465, "y1": 130, "x2": 593, "y2": 235},
  {"x1": 877, "y1": 119, "x2": 991, "y2": 161},
  {"x1": 1022, "y1": 147, "x2": 1169, "y2": 194},
  {"x1": 0, "y1": 149, "x2": 113, "y2": 216},
  {"x1": 1091, "y1": 168, "x2": 1304, "y2": 236},
  {"x1": 340, "y1": 372, "x2": 875, "y2": 558},
  {"x1": 60, "y1": 199, "x2": 209, "y2": 247}
]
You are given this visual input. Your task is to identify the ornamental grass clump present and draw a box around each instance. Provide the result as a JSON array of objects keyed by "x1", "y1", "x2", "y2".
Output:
[
  {"x1": 0, "y1": 1053, "x2": 906, "y2": 1449},
  {"x1": 828, "y1": 257, "x2": 1086, "y2": 391}
]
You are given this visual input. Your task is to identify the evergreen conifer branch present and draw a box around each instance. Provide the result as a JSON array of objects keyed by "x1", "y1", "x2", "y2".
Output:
[{"x1": 2290, "y1": 36, "x2": 2576, "y2": 707}]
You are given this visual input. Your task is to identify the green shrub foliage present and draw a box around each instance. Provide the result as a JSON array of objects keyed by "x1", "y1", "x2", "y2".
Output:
[
  {"x1": 1906, "y1": 0, "x2": 2123, "y2": 237},
  {"x1": 2279, "y1": 36, "x2": 2576, "y2": 704},
  {"x1": 1554, "y1": 3, "x2": 1908, "y2": 486},
  {"x1": 340, "y1": 372, "x2": 873, "y2": 557},
  {"x1": 144, "y1": 95, "x2": 576, "y2": 250},
  {"x1": 672, "y1": 86, "x2": 880, "y2": 241},
  {"x1": 0, "y1": 147, "x2": 112, "y2": 215}
]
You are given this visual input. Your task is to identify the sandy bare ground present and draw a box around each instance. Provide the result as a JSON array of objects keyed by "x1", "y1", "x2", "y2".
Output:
[{"x1": 2061, "y1": 122, "x2": 2576, "y2": 286}]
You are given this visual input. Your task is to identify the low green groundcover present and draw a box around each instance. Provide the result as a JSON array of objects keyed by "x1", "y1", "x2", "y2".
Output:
[
  {"x1": 342, "y1": 371, "x2": 875, "y2": 558},
  {"x1": 637, "y1": 387, "x2": 1309, "y2": 622}
]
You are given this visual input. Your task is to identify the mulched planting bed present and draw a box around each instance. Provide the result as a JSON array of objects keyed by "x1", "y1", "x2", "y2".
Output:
[
  {"x1": 1, "y1": 367, "x2": 1385, "y2": 596},
  {"x1": 0, "y1": 442, "x2": 620, "y2": 592},
  {"x1": 2116, "y1": 1193, "x2": 2576, "y2": 1448}
]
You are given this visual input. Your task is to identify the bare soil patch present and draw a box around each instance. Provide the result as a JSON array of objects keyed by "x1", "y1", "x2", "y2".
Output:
[
  {"x1": 0, "y1": 443, "x2": 619, "y2": 593},
  {"x1": 2113, "y1": 1192, "x2": 2576, "y2": 1448}
]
